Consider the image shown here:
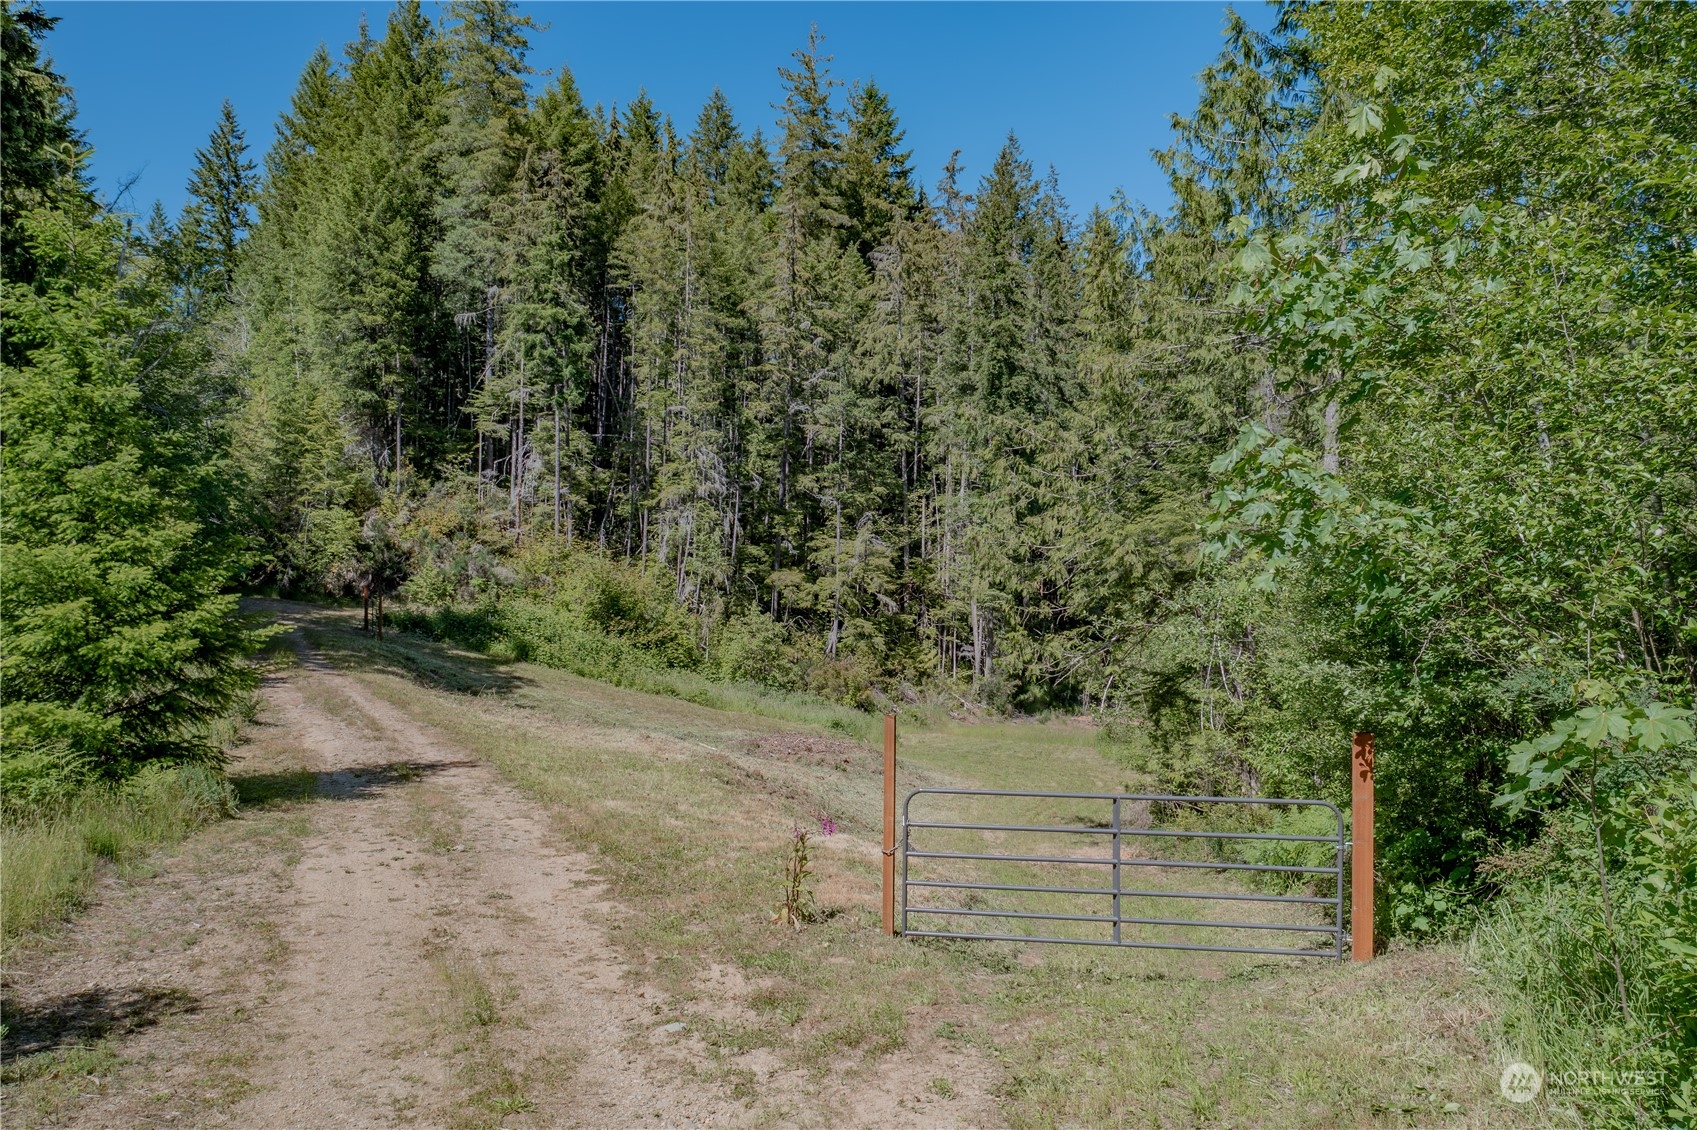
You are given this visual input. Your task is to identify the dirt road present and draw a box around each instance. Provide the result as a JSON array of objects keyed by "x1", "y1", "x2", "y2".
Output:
[
  {"x1": 233, "y1": 627, "x2": 758, "y2": 1128},
  {"x1": 3, "y1": 611, "x2": 998, "y2": 1128}
]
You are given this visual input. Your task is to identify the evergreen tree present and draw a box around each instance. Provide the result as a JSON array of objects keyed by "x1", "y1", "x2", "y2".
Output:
[
  {"x1": 0, "y1": 1, "x2": 86, "y2": 293},
  {"x1": 433, "y1": 0, "x2": 536, "y2": 516},
  {"x1": 322, "y1": 0, "x2": 448, "y2": 473},
  {"x1": 688, "y1": 88, "x2": 739, "y2": 195},
  {"x1": 508, "y1": 66, "x2": 603, "y2": 544},
  {"x1": 772, "y1": 26, "x2": 844, "y2": 239},
  {"x1": 840, "y1": 80, "x2": 917, "y2": 261},
  {"x1": 433, "y1": 0, "x2": 533, "y2": 321},
  {"x1": 1, "y1": 188, "x2": 261, "y2": 775},
  {"x1": 180, "y1": 99, "x2": 257, "y2": 300}
]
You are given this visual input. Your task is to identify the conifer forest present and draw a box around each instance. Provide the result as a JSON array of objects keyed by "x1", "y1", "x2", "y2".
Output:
[{"x1": 3, "y1": 2, "x2": 1695, "y2": 1121}]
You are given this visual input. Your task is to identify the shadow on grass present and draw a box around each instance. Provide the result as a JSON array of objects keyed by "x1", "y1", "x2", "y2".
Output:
[
  {"x1": 230, "y1": 768, "x2": 319, "y2": 808},
  {"x1": 0, "y1": 984, "x2": 199, "y2": 1060},
  {"x1": 299, "y1": 620, "x2": 529, "y2": 700}
]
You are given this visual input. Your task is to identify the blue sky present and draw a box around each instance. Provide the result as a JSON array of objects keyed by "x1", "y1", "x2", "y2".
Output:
[{"x1": 43, "y1": 2, "x2": 1276, "y2": 221}]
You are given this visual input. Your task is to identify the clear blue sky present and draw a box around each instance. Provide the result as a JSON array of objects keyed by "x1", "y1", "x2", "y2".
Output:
[{"x1": 42, "y1": 1, "x2": 1276, "y2": 221}]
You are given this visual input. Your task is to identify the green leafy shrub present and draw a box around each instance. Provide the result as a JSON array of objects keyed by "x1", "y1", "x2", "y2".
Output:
[
  {"x1": 713, "y1": 611, "x2": 796, "y2": 688},
  {"x1": 496, "y1": 598, "x2": 662, "y2": 678},
  {"x1": 798, "y1": 654, "x2": 880, "y2": 710},
  {"x1": 1473, "y1": 691, "x2": 1697, "y2": 1127},
  {"x1": 1235, "y1": 804, "x2": 1344, "y2": 876},
  {"x1": 547, "y1": 554, "x2": 701, "y2": 670},
  {"x1": 0, "y1": 747, "x2": 94, "y2": 813},
  {"x1": 1385, "y1": 879, "x2": 1472, "y2": 940}
]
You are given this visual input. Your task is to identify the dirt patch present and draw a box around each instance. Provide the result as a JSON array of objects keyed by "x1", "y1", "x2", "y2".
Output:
[
  {"x1": 741, "y1": 731, "x2": 880, "y2": 773},
  {"x1": 0, "y1": 716, "x2": 316, "y2": 1128},
  {"x1": 223, "y1": 630, "x2": 752, "y2": 1129}
]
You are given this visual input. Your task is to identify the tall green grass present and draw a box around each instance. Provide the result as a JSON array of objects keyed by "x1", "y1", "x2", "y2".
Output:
[
  {"x1": 1472, "y1": 885, "x2": 1688, "y2": 1126},
  {"x1": 1, "y1": 764, "x2": 236, "y2": 954},
  {"x1": 1467, "y1": 768, "x2": 1697, "y2": 1127}
]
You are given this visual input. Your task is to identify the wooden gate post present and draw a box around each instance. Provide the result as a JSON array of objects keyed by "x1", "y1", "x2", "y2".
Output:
[
  {"x1": 883, "y1": 713, "x2": 897, "y2": 936},
  {"x1": 1351, "y1": 731, "x2": 1375, "y2": 961}
]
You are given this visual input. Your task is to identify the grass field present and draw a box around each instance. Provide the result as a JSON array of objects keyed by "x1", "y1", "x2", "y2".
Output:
[{"x1": 294, "y1": 609, "x2": 1562, "y2": 1129}]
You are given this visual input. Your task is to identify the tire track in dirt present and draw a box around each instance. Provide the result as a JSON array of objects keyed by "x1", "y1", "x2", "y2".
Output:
[
  {"x1": 296, "y1": 628, "x2": 1008, "y2": 1130},
  {"x1": 6, "y1": 610, "x2": 1007, "y2": 1129},
  {"x1": 226, "y1": 624, "x2": 750, "y2": 1128}
]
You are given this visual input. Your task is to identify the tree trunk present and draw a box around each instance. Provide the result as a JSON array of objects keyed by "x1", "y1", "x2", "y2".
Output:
[
  {"x1": 553, "y1": 398, "x2": 561, "y2": 542},
  {"x1": 1322, "y1": 397, "x2": 1340, "y2": 474},
  {"x1": 515, "y1": 353, "x2": 525, "y2": 546}
]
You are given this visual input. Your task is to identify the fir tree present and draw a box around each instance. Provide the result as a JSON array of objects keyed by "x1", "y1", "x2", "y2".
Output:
[
  {"x1": 0, "y1": 1, "x2": 87, "y2": 292},
  {"x1": 1, "y1": 195, "x2": 261, "y2": 775},
  {"x1": 840, "y1": 79, "x2": 917, "y2": 261},
  {"x1": 181, "y1": 99, "x2": 257, "y2": 299},
  {"x1": 434, "y1": 0, "x2": 536, "y2": 485}
]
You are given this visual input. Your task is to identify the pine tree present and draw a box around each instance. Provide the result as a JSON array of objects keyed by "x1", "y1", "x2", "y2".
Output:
[
  {"x1": 181, "y1": 99, "x2": 257, "y2": 299},
  {"x1": 511, "y1": 66, "x2": 604, "y2": 544},
  {"x1": 840, "y1": 80, "x2": 917, "y2": 261},
  {"x1": 688, "y1": 88, "x2": 739, "y2": 196},
  {"x1": 233, "y1": 9, "x2": 449, "y2": 585},
  {"x1": 322, "y1": 0, "x2": 448, "y2": 474},
  {"x1": 434, "y1": 0, "x2": 536, "y2": 507},
  {"x1": 758, "y1": 29, "x2": 855, "y2": 622},
  {"x1": 772, "y1": 26, "x2": 844, "y2": 239},
  {"x1": 0, "y1": 1, "x2": 87, "y2": 293},
  {"x1": 1, "y1": 190, "x2": 261, "y2": 775}
]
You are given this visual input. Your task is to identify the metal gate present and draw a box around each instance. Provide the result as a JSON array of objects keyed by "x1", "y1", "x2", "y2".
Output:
[{"x1": 900, "y1": 789, "x2": 1346, "y2": 960}]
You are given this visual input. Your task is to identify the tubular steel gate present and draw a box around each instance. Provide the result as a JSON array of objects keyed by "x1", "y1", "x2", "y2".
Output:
[{"x1": 900, "y1": 789, "x2": 1346, "y2": 960}]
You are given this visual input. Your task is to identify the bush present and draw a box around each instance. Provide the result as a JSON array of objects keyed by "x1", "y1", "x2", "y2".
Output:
[
  {"x1": 497, "y1": 598, "x2": 662, "y2": 678},
  {"x1": 392, "y1": 602, "x2": 504, "y2": 652},
  {"x1": 0, "y1": 746, "x2": 94, "y2": 813},
  {"x1": 545, "y1": 554, "x2": 702, "y2": 670},
  {"x1": 394, "y1": 594, "x2": 880, "y2": 739},
  {"x1": 798, "y1": 654, "x2": 880, "y2": 710},
  {"x1": 1235, "y1": 804, "x2": 1345, "y2": 878},
  {"x1": 713, "y1": 611, "x2": 795, "y2": 688}
]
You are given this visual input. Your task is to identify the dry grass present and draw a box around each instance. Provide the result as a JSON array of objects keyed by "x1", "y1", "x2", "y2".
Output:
[{"x1": 293, "y1": 608, "x2": 1552, "y2": 1127}]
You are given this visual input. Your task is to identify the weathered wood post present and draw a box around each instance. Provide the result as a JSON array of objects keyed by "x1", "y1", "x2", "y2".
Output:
[
  {"x1": 1352, "y1": 731, "x2": 1375, "y2": 961},
  {"x1": 883, "y1": 713, "x2": 897, "y2": 937}
]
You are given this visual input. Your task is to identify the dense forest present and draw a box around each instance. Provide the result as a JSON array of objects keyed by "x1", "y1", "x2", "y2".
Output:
[{"x1": 3, "y1": 1, "x2": 1694, "y2": 1118}]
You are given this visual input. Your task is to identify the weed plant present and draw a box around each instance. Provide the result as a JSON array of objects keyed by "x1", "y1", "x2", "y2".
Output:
[{"x1": 773, "y1": 826, "x2": 818, "y2": 931}]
